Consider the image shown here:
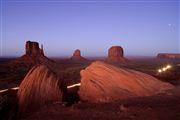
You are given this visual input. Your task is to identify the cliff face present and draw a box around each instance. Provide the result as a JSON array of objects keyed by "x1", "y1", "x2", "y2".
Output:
[
  {"x1": 157, "y1": 53, "x2": 180, "y2": 59},
  {"x1": 78, "y1": 61, "x2": 173, "y2": 102},
  {"x1": 107, "y1": 46, "x2": 127, "y2": 63}
]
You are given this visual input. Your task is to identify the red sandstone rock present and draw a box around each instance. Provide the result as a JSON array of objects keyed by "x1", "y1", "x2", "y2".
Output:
[
  {"x1": 78, "y1": 61, "x2": 173, "y2": 102},
  {"x1": 10, "y1": 40, "x2": 53, "y2": 67},
  {"x1": 157, "y1": 53, "x2": 180, "y2": 59},
  {"x1": 71, "y1": 49, "x2": 87, "y2": 61},
  {"x1": 17, "y1": 65, "x2": 63, "y2": 114},
  {"x1": 107, "y1": 46, "x2": 126, "y2": 63}
]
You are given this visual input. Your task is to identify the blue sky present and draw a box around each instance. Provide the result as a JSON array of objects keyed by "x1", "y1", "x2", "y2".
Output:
[{"x1": 0, "y1": 0, "x2": 179, "y2": 57}]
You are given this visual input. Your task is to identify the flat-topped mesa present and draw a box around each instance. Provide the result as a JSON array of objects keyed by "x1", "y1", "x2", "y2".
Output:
[
  {"x1": 9, "y1": 40, "x2": 54, "y2": 69},
  {"x1": 107, "y1": 46, "x2": 127, "y2": 63},
  {"x1": 25, "y1": 41, "x2": 44, "y2": 56},
  {"x1": 70, "y1": 49, "x2": 87, "y2": 61},
  {"x1": 157, "y1": 53, "x2": 180, "y2": 59}
]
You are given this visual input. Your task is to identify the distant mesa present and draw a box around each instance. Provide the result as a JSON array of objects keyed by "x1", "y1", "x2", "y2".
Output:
[
  {"x1": 70, "y1": 49, "x2": 87, "y2": 61},
  {"x1": 157, "y1": 53, "x2": 180, "y2": 59},
  {"x1": 17, "y1": 65, "x2": 64, "y2": 114},
  {"x1": 107, "y1": 46, "x2": 127, "y2": 63},
  {"x1": 25, "y1": 41, "x2": 44, "y2": 56},
  {"x1": 78, "y1": 61, "x2": 173, "y2": 102},
  {"x1": 11, "y1": 40, "x2": 53, "y2": 67}
]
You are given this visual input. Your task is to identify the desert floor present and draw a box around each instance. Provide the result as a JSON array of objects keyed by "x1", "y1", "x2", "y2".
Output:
[{"x1": 0, "y1": 57, "x2": 180, "y2": 120}]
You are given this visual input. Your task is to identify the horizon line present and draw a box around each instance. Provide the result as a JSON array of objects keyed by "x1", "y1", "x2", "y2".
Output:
[{"x1": 5, "y1": 0, "x2": 179, "y2": 3}]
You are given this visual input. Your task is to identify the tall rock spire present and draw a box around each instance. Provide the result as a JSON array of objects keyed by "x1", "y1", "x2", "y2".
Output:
[{"x1": 40, "y1": 44, "x2": 44, "y2": 56}]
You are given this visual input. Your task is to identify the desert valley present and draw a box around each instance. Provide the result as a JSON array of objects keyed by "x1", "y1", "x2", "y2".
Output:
[
  {"x1": 0, "y1": 0, "x2": 179, "y2": 119},
  {"x1": 0, "y1": 41, "x2": 180, "y2": 120}
]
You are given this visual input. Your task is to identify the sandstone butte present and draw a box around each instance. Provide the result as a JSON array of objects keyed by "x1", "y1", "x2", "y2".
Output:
[
  {"x1": 70, "y1": 49, "x2": 87, "y2": 61},
  {"x1": 79, "y1": 61, "x2": 174, "y2": 102},
  {"x1": 107, "y1": 46, "x2": 127, "y2": 63},
  {"x1": 11, "y1": 41, "x2": 53, "y2": 66}
]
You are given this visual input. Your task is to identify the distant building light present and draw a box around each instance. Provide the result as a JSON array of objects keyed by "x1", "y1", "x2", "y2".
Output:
[
  {"x1": 162, "y1": 67, "x2": 166, "y2": 71},
  {"x1": 157, "y1": 64, "x2": 172, "y2": 74},
  {"x1": 166, "y1": 65, "x2": 172, "y2": 69},
  {"x1": 158, "y1": 69, "x2": 162, "y2": 73}
]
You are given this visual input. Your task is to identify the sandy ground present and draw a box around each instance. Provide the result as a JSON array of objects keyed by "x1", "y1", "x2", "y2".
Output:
[
  {"x1": 24, "y1": 87, "x2": 180, "y2": 120},
  {"x1": 0, "y1": 57, "x2": 180, "y2": 120}
]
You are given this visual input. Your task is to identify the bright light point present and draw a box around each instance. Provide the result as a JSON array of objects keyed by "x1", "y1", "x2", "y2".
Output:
[
  {"x1": 162, "y1": 67, "x2": 167, "y2": 71},
  {"x1": 166, "y1": 65, "x2": 172, "y2": 69},
  {"x1": 158, "y1": 69, "x2": 162, "y2": 73}
]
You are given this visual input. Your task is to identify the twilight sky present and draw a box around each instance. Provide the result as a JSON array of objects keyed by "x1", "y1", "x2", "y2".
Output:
[{"x1": 0, "y1": 0, "x2": 179, "y2": 57}]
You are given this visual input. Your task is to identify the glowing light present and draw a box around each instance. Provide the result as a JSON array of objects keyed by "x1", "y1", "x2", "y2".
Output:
[
  {"x1": 0, "y1": 87, "x2": 19, "y2": 94},
  {"x1": 11, "y1": 87, "x2": 19, "y2": 90},
  {"x1": 0, "y1": 89, "x2": 8, "y2": 93},
  {"x1": 0, "y1": 83, "x2": 81, "y2": 94},
  {"x1": 67, "y1": 83, "x2": 81, "y2": 89},
  {"x1": 166, "y1": 65, "x2": 172, "y2": 69},
  {"x1": 158, "y1": 69, "x2": 162, "y2": 73},
  {"x1": 162, "y1": 67, "x2": 167, "y2": 71},
  {"x1": 157, "y1": 64, "x2": 172, "y2": 74}
]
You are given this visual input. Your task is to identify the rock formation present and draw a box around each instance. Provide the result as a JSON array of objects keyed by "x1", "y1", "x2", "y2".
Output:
[
  {"x1": 78, "y1": 61, "x2": 173, "y2": 102},
  {"x1": 17, "y1": 65, "x2": 64, "y2": 114},
  {"x1": 11, "y1": 40, "x2": 53, "y2": 67},
  {"x1": 25, "y1": 40, "x2": 45, "y2": 57},
  {"x1": 107, "y1": 46, "x2": 127, "y2": 63},
  {"x1": 70, "y1": 49, "x2": 87, "y2": 61},
  {"x1": 25, "y1": 41, "x2": 42, "y2": 56},
  {"x1": 157, "y1": 53, "x2": 180, "y2": 59}
]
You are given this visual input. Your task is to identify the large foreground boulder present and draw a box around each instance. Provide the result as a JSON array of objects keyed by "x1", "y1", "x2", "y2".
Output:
[
  {"x1": 17, "y1": 65, "x2": 63, "y2": 114},
  {"x1": 78, "y1": 61, "x2": 173, "y2": 102},
  {"x1": 107, "y1": 46, "x2": 127, "y2": 63}
]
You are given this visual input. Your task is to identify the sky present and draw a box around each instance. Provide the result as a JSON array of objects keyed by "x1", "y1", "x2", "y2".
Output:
[{"x1": 0, "y1": 0, "x2": 179, "y2": 57}]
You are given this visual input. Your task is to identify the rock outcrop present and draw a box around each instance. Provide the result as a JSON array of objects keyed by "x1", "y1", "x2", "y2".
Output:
[
  {"x1": 17, "y1": 65, "x2": 64, "y2": 114},
  {"x1": 107, "y1": 46, "x2": 127, "y2": 63},
  {"x1": 157, "y1": 53, "x2": 180, "y2": 59},
  {"x1": 78, "y1": 61, "x2": 173, "y2": 102},
  {"x1": 70, "y1": 49, "x2": 87, "y2": 61}
]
